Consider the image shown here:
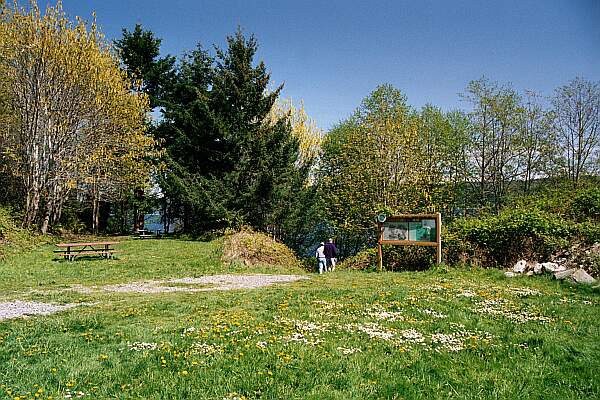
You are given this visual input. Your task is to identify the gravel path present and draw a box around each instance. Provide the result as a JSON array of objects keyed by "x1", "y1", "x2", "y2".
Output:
[
  {"x1": 101, "y1": 274, "x2": 308, "y2": 293},
  {"x1": 0, "y1": 301, "x2": 79, "y2": 321},
  {"x1": 1, "y1": 274, "x2": 308, "y2": 320}
]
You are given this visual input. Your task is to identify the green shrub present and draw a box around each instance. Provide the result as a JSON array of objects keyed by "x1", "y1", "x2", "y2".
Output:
[
  {"x1": 570, "y1": 187, "x2": 600, "y2": 221},
  {"x1": 0, "y1": 207, "x2": 41, "y2": 257},
  {"x1": 445, "y1": 208, "x2": 571, "y2": 267},
  {"x1": 337, "y1": 248, "x2": 377, "y2": 271},
  {"x1": 381, "y1": 245, "x2": 437, "y2": 271},
  {"x1": 574, "y1": 222, "x2": 600, "y2": 244},
  {"x1": 337, "y1": 245, "x2": 437, "y2": 272}
]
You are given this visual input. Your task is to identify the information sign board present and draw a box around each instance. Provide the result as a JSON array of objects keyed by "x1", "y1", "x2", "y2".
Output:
[
  {"x1": 377, "y1": 213, "x2": 442, "y2": 269},
  {"x1": 382, "y1": 218, "x2": 437, "y2": 243}
]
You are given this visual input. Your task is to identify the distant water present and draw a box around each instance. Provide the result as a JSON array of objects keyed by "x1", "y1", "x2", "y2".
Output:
[{"x1": 143, "y1": 214, "x2": 175, "y2": 233}]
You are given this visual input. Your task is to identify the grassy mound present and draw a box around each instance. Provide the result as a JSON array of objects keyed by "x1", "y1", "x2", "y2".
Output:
[
  {"x1": 221, "y1": 229, "x2": 300, "y2": 267},
  {"x1": 0, "y1": 207, "x2": 39, "y2": 258}
]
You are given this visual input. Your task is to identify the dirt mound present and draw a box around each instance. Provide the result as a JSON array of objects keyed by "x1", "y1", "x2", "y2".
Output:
[{"x1": 222, "y1": 229, "x2": 300, "y2": 267}]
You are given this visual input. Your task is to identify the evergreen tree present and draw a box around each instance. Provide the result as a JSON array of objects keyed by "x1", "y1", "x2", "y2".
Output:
[
  {"x1": 156, "y1": 30, "x2": 305, "y2": 232},
  {"x1": 114, "y1": 24, "x2": 176, "y2": 108}
]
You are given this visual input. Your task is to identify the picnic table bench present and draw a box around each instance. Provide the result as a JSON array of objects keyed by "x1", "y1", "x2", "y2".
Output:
[
  {"x1": 134, "y1": 229, "x2": 161, "y2": 239},
  {"x1": 55, "y1": 241, "x2": 121, "y2": 261}
]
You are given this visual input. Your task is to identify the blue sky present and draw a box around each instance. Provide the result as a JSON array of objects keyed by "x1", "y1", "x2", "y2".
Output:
[{"x1": 47, "y1": 0, "x2": 599, "y2": 130}]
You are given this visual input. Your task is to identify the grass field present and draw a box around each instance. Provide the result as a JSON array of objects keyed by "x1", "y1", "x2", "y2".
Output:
[{"x1": 1, "y1": 238, "x2": 599, "y2": 399}]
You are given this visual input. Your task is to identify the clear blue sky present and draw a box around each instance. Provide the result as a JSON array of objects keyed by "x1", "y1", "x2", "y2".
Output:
[{"x1": 47, "y1": 0, "x2": 600, "y2": 130}]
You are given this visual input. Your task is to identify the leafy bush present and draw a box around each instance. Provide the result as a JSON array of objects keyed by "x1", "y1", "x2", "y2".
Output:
[
  {"x1": 570, "y1": 187, "x2": 600, "y2": 221},
  {"x1": 445, "y1": 208, "x2": 571, "y2": 267},
  {"x1": 574, "y1": 222, "x2": 600, "y2": 244},
  {"x1": 381, "y1": 246, "x2": 437, "y2": 271},
  {"x1": 337, "y1": 248, "x2": 377, "y2": 271},
  {"x1": 0, "y1": 207, "x2": 41, "y2": 257},
  {"x1": 337, "y1": 246, "x2": 437, "y2": 271}
]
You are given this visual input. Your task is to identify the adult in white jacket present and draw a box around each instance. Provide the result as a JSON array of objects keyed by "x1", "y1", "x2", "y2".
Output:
[{"x1": 315, "y1": 242, "x2": 326, "y2": 274}]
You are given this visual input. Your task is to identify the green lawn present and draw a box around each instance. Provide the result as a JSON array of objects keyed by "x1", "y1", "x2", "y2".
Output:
[{"x1": 0, "y1": 238, "x2": 599, "y2": 399}]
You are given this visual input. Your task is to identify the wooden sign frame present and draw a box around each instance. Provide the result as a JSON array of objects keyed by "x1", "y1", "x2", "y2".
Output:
[{"x1": 377, "y1": 213, "x2": 442, "y2": 270}]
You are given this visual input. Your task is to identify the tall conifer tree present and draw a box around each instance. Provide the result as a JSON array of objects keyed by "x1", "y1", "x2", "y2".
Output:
[{"x1": 155, "y1": 29, "x2": 304, "y2": 232}]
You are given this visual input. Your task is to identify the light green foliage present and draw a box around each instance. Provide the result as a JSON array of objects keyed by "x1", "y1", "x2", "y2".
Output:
[
  {"x1": 0, "y1": 1, "x2": 155, "y2": 233},
  {"x1": 268, "y1": 98, "x2": 324, "y2": 172},
  {"x1": 517, "y1": 91, "x2": 558, "y2": 192},
  {"x1": 0, "y1": 239, "x2": 598, "y2": 399},
  {"x1": 445, "y1": 208, "x2": 571, "y2": 267},
  {"x1": 571, "y1": 187, "x2": 600, "y2": 221},
  {"x1": 318, "y1": 85, "x2": 422, "y2": 238},
  {"x1": 319, "y1": 85, "x2": 473, "y2": 246}
]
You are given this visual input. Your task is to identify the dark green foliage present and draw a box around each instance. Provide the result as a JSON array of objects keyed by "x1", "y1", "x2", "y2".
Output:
[
  {"x1": 114, "y1": 24, "x2": 176, "y2": 108},
  {"x1": 382, "y1": 246, "x2": 438, "y2": 271},
  {"x1": 337, "y1": 246, "x2": 437, "y2": 271},
  {"x1": 445, "y1": 208, "x2": 571, "y2": 267},
  {"x1": 155, "y1": 29, "x2": 307, "y2": 234}
]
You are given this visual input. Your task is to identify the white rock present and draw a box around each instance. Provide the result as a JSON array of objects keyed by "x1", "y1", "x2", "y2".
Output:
[
  {"x1": 542, "y1": 262, "x2": 566, "y2": 273},
  {"x1": 526, "y1": 271, "x2": 535, "y2": 276},
  {"x1": 571, "y1": 269, "x2": 597, "y2": 285},
  {"x1": 554, "y1": 269, "x2": 576, "y2": 280},
  {"x1": 554, "y1": 258, "x2": 567, "y2": 266},
  {"x1": 533, "y1": 263, "x2": 543, "y2": 274},
  {"x1": 505, "y1": 271, "x2": 516, "y2": 278},
  {"x1": 513, "y1": 260, "x2": 527, "y2": 273}
]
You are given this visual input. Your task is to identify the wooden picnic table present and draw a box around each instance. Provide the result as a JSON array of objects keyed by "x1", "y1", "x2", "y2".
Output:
[
  {"x1": 134, "y1": 229, "x2": 161, "y2": 239},
  {"x1": 55, "y1": 241, "x2": 120, "y2": 261}
]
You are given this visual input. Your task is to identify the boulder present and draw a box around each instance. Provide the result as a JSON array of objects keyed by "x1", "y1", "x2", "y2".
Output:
[
  {"x1": 554, "y1": 269, "x2": 576, "y2": 280},
  {"x1": 542, "y1": 262, "x2": 566, "y2": 273},
  {"x1": 505, "y1": 271, "x2": 516, "y2": 278},
  {"x1": 513, "y1": 260, "x2": 528, "y2": 274},
  {"x1": 571, "y1": 269, "x2": 597, "y2": 285},
  {"x1": 526, "y1": 271, "x2": 535, "y2": 276},
  {"x1": 553, "y1": 258, "x2": 567, "y2": 266},
  {"x1": 533, "y1": 263, "x2": 543, "y2": 274}
]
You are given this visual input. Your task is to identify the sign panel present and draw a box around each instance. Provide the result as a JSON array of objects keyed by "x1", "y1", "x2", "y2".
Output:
[
  {"x1": 381, "y1": 217, "x2": 437, "y2": 243},
  {"x1": 377, "y1": 213, "x2": 442, "y2": 269}
]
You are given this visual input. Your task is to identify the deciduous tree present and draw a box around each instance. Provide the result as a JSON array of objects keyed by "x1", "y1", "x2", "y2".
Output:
[
  {"x1": 463, "y1": 78, "x2": 524, "y2": 211},
  {"x1": 552, "y1": 77, "x2": 600, "y2": 187},
  {"x1": 0, "y1": 1, "x2": 154, "y2": 233}
]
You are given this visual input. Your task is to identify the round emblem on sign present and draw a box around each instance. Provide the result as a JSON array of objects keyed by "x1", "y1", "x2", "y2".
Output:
[{"x1": 377, "y1": 214, "x2": 387, "y2": 223}]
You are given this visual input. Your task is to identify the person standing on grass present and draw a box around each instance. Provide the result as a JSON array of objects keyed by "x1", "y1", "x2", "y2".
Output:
[
  {"x1": 324, "y1": 238, "x2": 338, "y2": 271},
  {"x1": 315, "y1": 242, "x2": 326, "y2": 274}
]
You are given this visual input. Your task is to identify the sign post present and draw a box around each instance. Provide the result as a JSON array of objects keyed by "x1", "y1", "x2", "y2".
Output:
[{"x1": 377, "y1": 213, "x2": 442, "y2": 271}]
